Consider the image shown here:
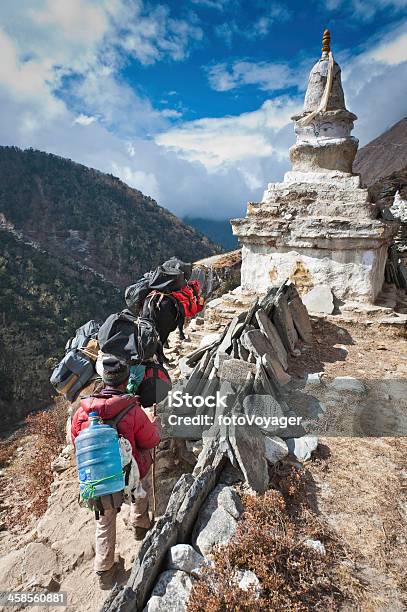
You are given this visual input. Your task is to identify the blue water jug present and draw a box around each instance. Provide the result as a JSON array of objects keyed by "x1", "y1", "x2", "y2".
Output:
[{"x1": 75, "y1": 411, "x2": 124, "y2": 504}]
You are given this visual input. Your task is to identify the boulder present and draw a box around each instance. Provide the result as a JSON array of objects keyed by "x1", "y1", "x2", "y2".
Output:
[
  {"x1": 0, "y1": 548, "x2": 25, "y2": 590},
  {"x1": 255, "y1": 309, "x2": 288, "y2": 370},
  {"x1": 22, "y1": 542, "x2": 59, "y2": 587},
  {"x1": 146, "y1": 570, "x2": 193, "y2": 611},
  {"x1": 167, "y1": 545, "x2": 204, "y2": 574},
  {"x1": 302, "y1": 285, "x2": 334, "y2": 314},
  {"x1": 264, "y1": 436, "x2": 289, "y2": 464},
  {"x1": 329, "y1": 376, "x2": 366, "y2": 394},
  {"x1": 200, "y1": 484, "x2": 244, "y2": 520},
  {"x1": 192, "y1": 506, "x2": 237, "y2": 557},
  {"x1": 286, "y1": 435, "x2": 318, "y2": 462}
]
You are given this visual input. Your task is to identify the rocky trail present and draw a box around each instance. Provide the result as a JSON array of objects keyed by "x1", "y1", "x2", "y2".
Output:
[{"x1": 1, "y1": 284, "x2": 407, "y2": 611}]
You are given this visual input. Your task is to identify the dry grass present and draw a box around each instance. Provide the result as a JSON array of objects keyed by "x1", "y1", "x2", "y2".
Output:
[
  {"x1": 23, "y1": 399, "x2": 67, "y2": 518},
  {"x1": 188, "y1": 466, "x2": 364, "y2": 612},
  {"x1": 1, "y1": 399, "x2": 67, "y2": 529}
]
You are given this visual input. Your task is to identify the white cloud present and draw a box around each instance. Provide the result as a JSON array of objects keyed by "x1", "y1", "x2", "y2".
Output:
[
  {"x1": 0, "y1": 0, "x2": 406, "y2": 225},
  {"x1": 73, "y1": 114, "x2": 96, "y2": 126},
  {"x1": 156, "y1": 97, "x2": 301, "y2": 168},
  {"x1": 190, "y1": 0, "x2": 233, "y2": 10},
  {"x1": 214, "y1": 1, "x2": 290, "y2": 43},
  {"x1": 365, "y1": 29, "x2": 407, "y2": 65},
  {"x1": 207, "y1": 60, "x2": 299, "y2": 92}
]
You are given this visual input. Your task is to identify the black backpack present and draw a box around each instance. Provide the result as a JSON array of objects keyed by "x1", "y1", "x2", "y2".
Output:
[
  {"x1": 148, "y1": 265, "x2": 185, "y2": 293},
  {"x1": 138, "y1": 363, "x2": 172, "y2": 407},
  {"x1": 125, "y1": 274, "x2": 152, "y2": 316},
  {"x1": 98, "y1": 310, "x2": 159, "y2": 362},
  {"x1": 162, "y1": 257, "x2": 193, "y2": 281},
  {"x1": 124, "y1": 317, "x2": 160, "y2": 362}
]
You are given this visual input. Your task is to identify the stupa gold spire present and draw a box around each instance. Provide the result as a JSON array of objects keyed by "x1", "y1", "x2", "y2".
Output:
[{"x1": 322, "y1": 28, "x2": 331, "y2": 58}]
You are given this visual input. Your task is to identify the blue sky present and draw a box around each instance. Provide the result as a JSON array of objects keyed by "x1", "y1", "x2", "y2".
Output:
[{"x1": 0, "y1": 0, "x2": 406, "y2": 220}]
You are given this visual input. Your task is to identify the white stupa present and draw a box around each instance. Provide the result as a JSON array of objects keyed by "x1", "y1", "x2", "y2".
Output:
[{"x1": 231, "y1": 30, "x2": 397, "y2": 302}]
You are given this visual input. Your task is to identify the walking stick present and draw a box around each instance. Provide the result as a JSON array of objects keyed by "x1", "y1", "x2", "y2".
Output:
[{"x1": 152, "y1": 403, "x2": 157, "y2": 519}]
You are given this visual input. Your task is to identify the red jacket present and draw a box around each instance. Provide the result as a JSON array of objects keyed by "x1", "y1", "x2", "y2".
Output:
[{"x1": 71, "y1": 388, "x2": 160, "y2": 479}]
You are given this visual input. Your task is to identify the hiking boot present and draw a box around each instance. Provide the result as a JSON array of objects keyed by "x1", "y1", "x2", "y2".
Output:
[{"x1": 96, "y1": 565, "x2": 116, "y2": 590}]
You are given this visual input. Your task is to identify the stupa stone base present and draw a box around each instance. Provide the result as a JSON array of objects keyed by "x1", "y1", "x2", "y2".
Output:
[
  {"x1": 240, "y1": 243, "x2": 388, "y2": 302},
  {"x1": 232, "y1": 171, "x2": 395, "y2": 302}
]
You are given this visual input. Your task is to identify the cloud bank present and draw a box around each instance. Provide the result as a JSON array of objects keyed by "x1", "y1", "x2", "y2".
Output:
[{"x1": 0, "y1": 1, "x2": 406, "y2": 221}]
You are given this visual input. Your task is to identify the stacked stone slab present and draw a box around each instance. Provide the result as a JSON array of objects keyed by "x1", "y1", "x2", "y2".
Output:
[{"x1": 231, "y1": 30, "x2": 397, "y2": 303}]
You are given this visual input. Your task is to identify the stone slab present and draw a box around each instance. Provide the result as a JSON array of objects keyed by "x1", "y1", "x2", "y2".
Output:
[
  {"x1": 272, "y1": 290, "x2": 300, "y2": 355},
  {"x1": 255, "y1": 309, "x2": 288, "y2": 370},
  {"x1": 243, "y1": 394, "x2": 285, "y2": 436},
  {"x1": 229, "y1": 422, "x2": 269, "y2": 493},
  {"x1": 288, "y1": 294, "x2": 313, "y2": 345},
  {"x1": 262, "y1": 353, "x2": 291, "y2": 386},
  {"x1": 218, "y1": 358, "x2": 256, "y2": 387}
]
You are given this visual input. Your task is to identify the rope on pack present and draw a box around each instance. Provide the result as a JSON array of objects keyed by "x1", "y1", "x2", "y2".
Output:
[{"x1": 79, "y1": 473, "x2": 123, "y2": 509}]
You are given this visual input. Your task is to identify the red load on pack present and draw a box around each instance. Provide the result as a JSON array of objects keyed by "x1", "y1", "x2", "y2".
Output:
[{"x1": 171, "y1": 280, "x2": 204, "y2": 319}]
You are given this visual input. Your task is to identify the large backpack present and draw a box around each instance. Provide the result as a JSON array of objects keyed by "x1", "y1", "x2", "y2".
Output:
[
  {"x1": 138, "y1": 363, "x2": 172, "y2": 407},
  {"x1": 162, "y1": 257, "x2": 193, "y2": 281},
  {"x1": 98, "y1": 310, "x2": 159, "y2": 362},
  {"x1": 125, "y1": 273, "x2": 153, "y2": 316},
  {"x1": 50, "y1": 350, "x2": 95, "y2": 402},
  {"x1": 148, "y1": 265, "x2": 185, "y2": 293},
  {"x1": 65, "y1": 320, "x2": 100, "y2": 353},
  {"x1": 125, "y1": 317, "x2": 159, "y2": 362}
]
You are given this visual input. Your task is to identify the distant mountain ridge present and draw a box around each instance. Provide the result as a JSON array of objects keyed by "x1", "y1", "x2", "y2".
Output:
[
  {"x1": 0, "y1": 146, "x2": 221, "y2": 424},
  {"x1": 184, "y1": 216, "x2": 239, "y2": 251},
  {"x1": 0, "y1": 224, "x2": 123, "y2": 425},
  {"x1": 0, "y1": 147, "x2": 220, "y2": 287},
  {"x1": 354, "y1": 117, "x2": 407, "y2": 187}
]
